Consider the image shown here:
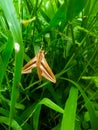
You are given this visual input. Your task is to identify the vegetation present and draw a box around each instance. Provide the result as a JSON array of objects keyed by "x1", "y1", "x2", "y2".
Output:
[{"x1": 0, "y1": 0, "x2": 98, "y2": 130}]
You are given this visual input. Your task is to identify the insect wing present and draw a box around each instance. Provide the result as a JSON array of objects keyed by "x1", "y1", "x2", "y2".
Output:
[
  {"x1": 40, "y1": 57, "x2": 56, "y2": 83},
  {"x1": 22, "y1": 56, "x2": 37, "y2": 74}
]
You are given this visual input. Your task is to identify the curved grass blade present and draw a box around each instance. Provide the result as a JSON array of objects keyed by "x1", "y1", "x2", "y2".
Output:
[{"x1": 33, "y1": 98, "x2": 64, "y2": 130}]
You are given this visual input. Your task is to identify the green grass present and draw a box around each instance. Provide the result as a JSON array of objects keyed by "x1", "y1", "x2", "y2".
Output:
[{"x1": 0, "y1": 0, "x2": 98, "y2": 130}]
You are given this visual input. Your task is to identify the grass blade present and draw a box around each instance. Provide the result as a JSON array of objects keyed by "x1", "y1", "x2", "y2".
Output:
[
  {"x1": 33, "y1": 98, "x2": 64, "y2": 130},
  {"x1": 0, "y1": 33, "x2": 13, "y2": 90},
  {"x1": 0, "y1": 0, "x2": 24, "y2": 129},
  {"x1": 61, "y1": 77, "x2": 98, "y2": 130},
  {"x1": 61, "y1": 86, "x2": 78, "y2": 130},
  {"x1": 0, "y1": 116, "x2": 22, "y2": 130}
]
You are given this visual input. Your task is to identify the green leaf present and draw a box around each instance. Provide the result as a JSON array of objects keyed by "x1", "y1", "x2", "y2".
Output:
[
  {"x1": 61, "y1": 0, "x2": 88, "y2": 30},
  {"x1": 61, "y1": 77, "x2": 98, "y2": 130},
  {"x1": 0, "y1": 116, "x2": 22, "y2": 130},
  {"x1": 0, "y1": 33, "x2": 14, "y2": 89},
  {"x1": 33, "y1": 105, "x2": 41, "y2": 130},
  {"x1": 33, "y1": 98, "x2": 64, "y2": 130},
  {"x1": 39, "y1": 98, "x2": 64, "y2": 114},
  {"x1": 61, "y1": 86, "x2": 78, "y2": 130},
  {"x1": 0, "y1": 0, "x2": 24, "y2": 128}
]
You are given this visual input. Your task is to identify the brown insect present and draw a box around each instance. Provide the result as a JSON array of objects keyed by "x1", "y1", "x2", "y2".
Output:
[{"x1": 22, "y1": 50, "x2": 56, "y2": 83}]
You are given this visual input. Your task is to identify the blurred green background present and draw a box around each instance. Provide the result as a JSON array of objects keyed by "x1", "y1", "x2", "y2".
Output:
[{"x1": 0, "y1": 0, "x2": 98, "y2": 130}]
